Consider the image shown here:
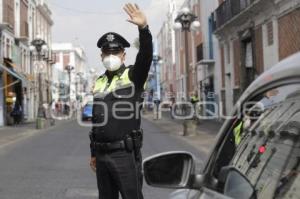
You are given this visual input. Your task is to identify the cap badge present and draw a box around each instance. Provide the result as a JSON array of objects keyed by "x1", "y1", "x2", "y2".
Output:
[{"x1": 106, "y1": 34, "x2": 115, "y2": 42}]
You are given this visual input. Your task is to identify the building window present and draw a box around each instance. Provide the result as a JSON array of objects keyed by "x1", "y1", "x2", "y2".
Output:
[
  {"x1": 21, "y1": 50, "x2": 23, "y2": 71},
  {"x1": 55, "y1": 54, "x2": 60, "y2": 63},
  {"x1": 245, "y1": 42, "x2": 253, "y2": 68},
  {"x1": 23, "y1": 50, "x2": 26, "y2": 72},
  {"x1": 63, "y1": 53, "x2": 70, "y2": 67},
  {"x1": 208, "y1": 16, "x2": 214, "y2": 59},
  {"x1": 196, "y1": 43, "x2": 203, "y2": 62},
  {"x1": 227, "y1": 43, "x2": 231, "y2": 64},
  {"x1": 3, "y1": 0, "x2": 15, "y2": 30},
  {"x1": 5, "y1": 39, "x2": 11, "y2": 58},
  {"x1": 267, "y1": 21, "x2": 274, "y2": 46}
]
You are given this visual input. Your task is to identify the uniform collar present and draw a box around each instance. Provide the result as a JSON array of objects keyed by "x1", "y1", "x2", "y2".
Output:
[{"x1": 105, "y1": 64, "x2": 126, "y2": 79}]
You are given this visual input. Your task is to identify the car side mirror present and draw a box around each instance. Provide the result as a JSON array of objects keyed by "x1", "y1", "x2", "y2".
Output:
[
  {"x1": 223, "y1": 167, "x2": 256, "y2": 199},
  {"x1": 143, "y1": 151, "x2": 197, "y2": 189}
]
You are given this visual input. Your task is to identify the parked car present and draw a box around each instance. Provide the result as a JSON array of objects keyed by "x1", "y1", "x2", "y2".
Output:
[
  {"x1": 81, "y1": 102, "x2": 93, "y2": 121},
  {"x1": 143, "y1": 52, "x2": 300, "y2": 199}
]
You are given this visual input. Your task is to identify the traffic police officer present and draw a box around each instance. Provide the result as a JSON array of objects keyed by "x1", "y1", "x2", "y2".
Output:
[{"x1": 89, "y1": 3, "x2": 152, "y2": 199}]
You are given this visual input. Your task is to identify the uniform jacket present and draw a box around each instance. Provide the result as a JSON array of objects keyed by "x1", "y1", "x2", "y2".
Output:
[{"x1": 90, "y1": 27, "x2": 153, "y2": 156}]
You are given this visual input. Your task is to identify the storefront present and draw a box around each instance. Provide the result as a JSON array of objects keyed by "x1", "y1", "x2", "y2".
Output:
[{"x1": 1, "y1": 58, "x2": 28, "y2": 126}]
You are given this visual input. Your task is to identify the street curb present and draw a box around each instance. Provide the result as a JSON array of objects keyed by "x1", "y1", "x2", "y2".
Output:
[{"x1": 0, "y1": 119, "x2": 73, "y2": 150}]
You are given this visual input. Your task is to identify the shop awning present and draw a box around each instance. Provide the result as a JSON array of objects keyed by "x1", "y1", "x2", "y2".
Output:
[
  {"x1": 4, "y1": 60, "x2": 18, "y2": 68},
  {"x1": 0, "y1": 63, "x2": 29, "y2": 87}
]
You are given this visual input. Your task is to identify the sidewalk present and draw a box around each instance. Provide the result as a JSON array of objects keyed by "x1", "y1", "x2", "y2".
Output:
[
  {"x1": 142, "y1": 111, "x2": 224, "y2": 155},
  {"x1": 0, "y1": 119, "x2": 69, "y2": 149}
]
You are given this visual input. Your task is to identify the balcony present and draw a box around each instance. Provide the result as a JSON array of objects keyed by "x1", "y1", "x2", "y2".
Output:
[
  {"x1": 196, "y1": 43, "x2": 215, "y2": 66},
  {"x1": 212, "y1": 0, "x2": 258, "y2": 32}
]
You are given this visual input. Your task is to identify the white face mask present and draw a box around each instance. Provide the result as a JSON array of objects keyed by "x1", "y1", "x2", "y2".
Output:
[{"x1": 102, "y1": 55, "x2": 122, "y2": 71}]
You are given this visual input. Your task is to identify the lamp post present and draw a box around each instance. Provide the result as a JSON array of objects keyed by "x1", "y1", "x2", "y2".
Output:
[
  {"x1": 65, "y1": 65, "x2": 74, "y2": 116},
  {"x1": 30, "y1": 35, "x2": 48, "y2": 129},
  {"x1": 173, "y1": 7, "x2": 201, "y2": 101},
  {"x1": 152, "y1": 54, "x2": 163, "y2": 119},
  {"x1": 173, "y1": 7, "x2": 200, "y2": 136},
  {"x1": 65, "y1": 65, "x2": 74, "y2": 102},
  {"x1": 75, "y1": 73, "x2": 82, "y2": 101}
]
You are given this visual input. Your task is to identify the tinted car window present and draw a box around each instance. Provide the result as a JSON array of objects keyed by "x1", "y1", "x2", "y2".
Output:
[{"x1": 229, "y1": 84, "x2": 300, "y2": 198}]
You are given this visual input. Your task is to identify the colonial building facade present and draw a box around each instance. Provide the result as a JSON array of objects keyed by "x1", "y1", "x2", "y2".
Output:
[
  {"x1": 0, "y1": 0, "x2": 54, "y2": 126},
  {"x1": 157, "y1": 0, "x2": 300, "y2": 118},
  {"x1": 212, "y1": 0, "x2": 300, "y2": 115}
]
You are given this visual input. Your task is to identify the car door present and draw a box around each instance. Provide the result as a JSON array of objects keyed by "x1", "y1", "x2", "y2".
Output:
[{"x1": 221, "y1": 83, "x2": 300, "y2": 199}]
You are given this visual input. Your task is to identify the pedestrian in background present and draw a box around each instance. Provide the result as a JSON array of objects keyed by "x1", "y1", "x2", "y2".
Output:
[{"x1": 11, "y1": 102, "x2": 22, "y2": 125}]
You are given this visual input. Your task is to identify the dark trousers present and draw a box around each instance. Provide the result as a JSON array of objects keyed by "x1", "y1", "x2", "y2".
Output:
[{"x1": 95, "y1": 150, "x2": 143, "y2": 199}]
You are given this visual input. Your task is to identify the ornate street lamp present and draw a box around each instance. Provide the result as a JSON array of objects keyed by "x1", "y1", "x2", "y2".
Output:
[
  {"x1": 173, "y1": 7, "x2": 200, "y2": 100},
  {"x1": 173, "y1": 7, "x2": 200, "y2": 136},
  {"x1": 75, "y1": 72, "x2": 83, "y2": 101},
  {"x1": 64, "y1": 64, "x2": 74, "y2": 104},
  {"x1": 30, "y1": 35, "x2": 48, "y2": 129}
]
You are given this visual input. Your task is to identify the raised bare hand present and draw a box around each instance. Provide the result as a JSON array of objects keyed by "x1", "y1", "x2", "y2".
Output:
[{"x1": 123, "y1": 3, "x2": 148, "y2": 28}]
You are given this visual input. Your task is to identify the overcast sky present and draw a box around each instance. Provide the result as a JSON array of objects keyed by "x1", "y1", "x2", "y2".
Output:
[{"x1": 48, "y1": 0, "x2": 171, "y2": 75}]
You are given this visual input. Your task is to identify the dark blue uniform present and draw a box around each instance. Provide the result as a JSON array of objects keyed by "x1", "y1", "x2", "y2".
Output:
[{"x1": 90, "y1": 26, "x2": 153, "y2": 199}]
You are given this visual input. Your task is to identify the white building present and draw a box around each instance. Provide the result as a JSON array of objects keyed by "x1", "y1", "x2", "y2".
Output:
[
  {"x1": 52, "y1": 43, "x2": 87, "y2": 103},
  {"x1": 157, "y1": 0, "x2": 185, "y2": 102},
  {"x1": 197, "y1": 0, "x2": 222, "y2": 116}
]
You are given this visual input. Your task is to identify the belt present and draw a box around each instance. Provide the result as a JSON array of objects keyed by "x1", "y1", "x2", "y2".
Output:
[{"x1": 93, "y1": 140, "x2": 126, "y2": 152}]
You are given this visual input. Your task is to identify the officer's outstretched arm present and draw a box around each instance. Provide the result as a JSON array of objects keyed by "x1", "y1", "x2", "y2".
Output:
[{"x1": 124, "y1": 3, "x2": 153, "y2": 90}]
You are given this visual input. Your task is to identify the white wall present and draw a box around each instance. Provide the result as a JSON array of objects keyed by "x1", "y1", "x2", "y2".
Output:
[
  {"x1": 262, "y1": 18, "x2": 280, "y2": 71},
  {"x1": 0, "y1": 77, "x2": 4, "y2": 126},
  {"x1": 14, "y1": 0, "x2": 21, "y2": 38},
  {"x1": 0, "y1": 0, "x2": 3, "y2": 23},
  {"x1": 213, "y1": 32, "x2": 222, "y2": 109},
  {"x1": 225, "y1": 41, "x2": 234, "y2": 113},
  {"x1": 28, "y1": 0, "x2": 36, "y2": 42},
  {"x1": 199, "y1": 0, "x2": 222, "y2": 110},
  {"x1": 52, "y1": 43, "x2": 88, "y2": 102}
]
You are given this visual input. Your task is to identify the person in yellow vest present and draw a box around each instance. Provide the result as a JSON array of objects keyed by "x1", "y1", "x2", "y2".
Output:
[
  {"x1": 233, "y1": 116, "x2": 252, "y2": 146},
  {"x1": 190, "y1": 92, "x2": 199, "y2": 104},
  {"x1": 89, "y1": 3, "x2": 152, "y2": 199},
  {"x1": 190, "y1": 92, "x2": 199, "y2": 117}
]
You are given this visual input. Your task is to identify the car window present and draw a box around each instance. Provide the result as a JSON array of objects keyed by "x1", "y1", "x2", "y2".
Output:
[
  {"x1": 229, "y1": 84, "x2": 300, "y2": 199},
  {"x1": 273, "y1": 114, "x2": 300, "y2": 199},
  {"x1": 85, "y1": 104, "x2": 93, "y2": 108}
]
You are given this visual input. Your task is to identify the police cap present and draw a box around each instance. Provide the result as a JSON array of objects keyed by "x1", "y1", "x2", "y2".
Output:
[{"x1": 97, "y1": 32, "x2": 130, "y2": 53}]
